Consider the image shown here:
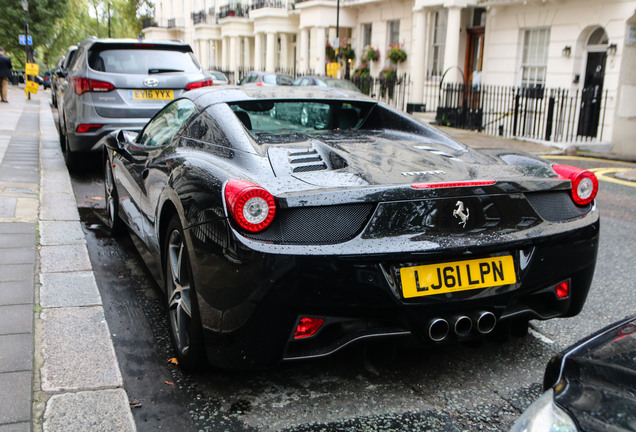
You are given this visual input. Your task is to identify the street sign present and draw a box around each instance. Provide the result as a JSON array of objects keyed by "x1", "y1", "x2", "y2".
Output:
[
  {"x1": 18, "y1": 35, "x2": 33, "y2": 46},
  {"x1": 25, "y1": 63, "x2": 38, "y2": 76}
]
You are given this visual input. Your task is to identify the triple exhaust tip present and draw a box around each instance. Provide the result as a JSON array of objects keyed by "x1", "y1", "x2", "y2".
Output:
[{"x1": 428, "y1": 311, "x2": 497, "y2": 342}]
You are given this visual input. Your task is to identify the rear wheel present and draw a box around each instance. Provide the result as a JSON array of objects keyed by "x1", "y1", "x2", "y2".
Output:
[
  {"x1": 164, "y1": 216, "x2": 206, "y2": 371},
  {"x1": 103, "y1": 158, "x2": 122, "y2": 235}
]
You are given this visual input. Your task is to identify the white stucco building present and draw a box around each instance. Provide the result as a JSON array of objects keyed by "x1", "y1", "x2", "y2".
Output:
[{"x1": 144, "y1": 0, "x2": 636, "y2": 156}]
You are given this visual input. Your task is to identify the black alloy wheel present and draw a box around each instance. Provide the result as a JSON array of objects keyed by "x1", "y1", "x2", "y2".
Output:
[
  {"x1": 164, "y1": 216, "x2": 205, "y2": 371},
  {"x1": 103, "y1": 158, "x2": 122, "y2": 235}
]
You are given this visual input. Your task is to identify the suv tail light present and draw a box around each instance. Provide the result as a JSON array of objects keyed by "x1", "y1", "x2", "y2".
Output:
[
  {"x1": 225, "y1": 179, "x2": 276, "y2": 232},
  {"x1": 185, "y1": 78, "x2": 213, "y2": 90},
  {"x1": 552, "y1": 164, "x2": 599, "y2": 206},
  {"x1": 71, "y1": 77, "x2": 115, "y2": 95}
]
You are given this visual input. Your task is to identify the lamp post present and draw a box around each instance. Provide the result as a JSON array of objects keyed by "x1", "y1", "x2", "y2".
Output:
[{"x1": 21, "y1": 0, "x2": 30, "y2": 64}]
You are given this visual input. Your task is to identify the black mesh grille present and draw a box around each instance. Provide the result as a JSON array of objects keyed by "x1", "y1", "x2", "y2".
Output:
[
  {"x1": 525, "y1": 191, "x2": 591, "y2": 222},
  {"x1": 244, "y1": 203, "x2": 375, "y2": 245}
]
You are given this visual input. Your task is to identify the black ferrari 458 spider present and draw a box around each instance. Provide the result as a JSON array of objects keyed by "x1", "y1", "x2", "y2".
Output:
[{"x1": 101, "y1": 86, "x2": 600, "y2": 370}]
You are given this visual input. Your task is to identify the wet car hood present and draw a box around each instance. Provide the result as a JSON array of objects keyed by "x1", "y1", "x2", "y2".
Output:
[
  {"x1": 545, "y1": 316, "x2": 636, "y2": 431},
  {"x1": 265, "y1": 130, "x2": 555, "y2": 188}
]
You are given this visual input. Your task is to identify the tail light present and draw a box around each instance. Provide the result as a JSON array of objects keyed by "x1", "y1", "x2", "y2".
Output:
[
  {"x1": 224, "y1": 179, "x2": 276, "y2": 232},
  {"x1": 76, "y1": 124, "x2": 103, "y2": 133},
  {"x1": 71, "y1": 77, "x2": 115, "y2": 95},
  {"x1": 555, "y1": 280, "x2": 570, "y2": 299},
  {"x1": 552, "y1": 164, "x2": 598, "y2": 206},
  {"x1": 412, "y1": 180, "x2": 496, "y2": 189},
  {"x1": 185, "y1": 78, "x2": 213, "y2": 90},
  {"x1": 294, "y1": 317, "x2": 325, "y2": 339}
]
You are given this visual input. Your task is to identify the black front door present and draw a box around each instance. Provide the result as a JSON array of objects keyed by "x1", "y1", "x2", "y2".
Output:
[{"x1": 577, "y1": 52, "x2": 607, "y2": 137}]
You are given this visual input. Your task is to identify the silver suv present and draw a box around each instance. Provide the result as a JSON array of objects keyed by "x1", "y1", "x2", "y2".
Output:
[{"x1": 57, "y1": 38, "x2": 210, "y2": 169}]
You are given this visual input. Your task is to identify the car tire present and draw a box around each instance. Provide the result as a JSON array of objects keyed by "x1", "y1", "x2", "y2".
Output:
[
  {"x1": 104, "y1": 158, "x2": 123, "y2": 235},
  {"x1": 164, "y1": 216, "x2": 206, "y2": 371}
]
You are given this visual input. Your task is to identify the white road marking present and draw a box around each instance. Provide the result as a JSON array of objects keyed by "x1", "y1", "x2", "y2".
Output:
[{"x1": 529, "y1": 328, "x2": 555, "y2": 345}]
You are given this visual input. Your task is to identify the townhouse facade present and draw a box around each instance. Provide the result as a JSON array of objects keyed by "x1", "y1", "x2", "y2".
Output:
[{"x1": 143, "y1": 0, "x2": 636, "y2": 156}]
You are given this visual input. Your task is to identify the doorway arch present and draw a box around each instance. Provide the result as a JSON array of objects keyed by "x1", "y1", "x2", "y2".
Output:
[{"x1": 576, "y1": 26, "x2": 609, "y2": 137}]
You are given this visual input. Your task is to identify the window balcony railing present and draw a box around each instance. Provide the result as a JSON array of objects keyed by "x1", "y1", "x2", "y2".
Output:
[
  {"x1": 192, "y1": 10, "x2": 207, "y2": 24},
  {"x1": 250, "y1": 0, "x2": 286, "y2": 10},
  {"x1": 167, "y1": 18, "x2": 176, "y2": 28},
  {"x1": 142, "y1": 18, "x2": 158, "y2": 29},
  {"x1": 218, "y1": 3, "x2": 248, "y2": 18}
]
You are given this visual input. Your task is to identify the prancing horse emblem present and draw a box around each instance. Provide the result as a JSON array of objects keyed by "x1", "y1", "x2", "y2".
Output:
[{"x1": 453, "y1": 201, "x2": 469, "y2": 228}]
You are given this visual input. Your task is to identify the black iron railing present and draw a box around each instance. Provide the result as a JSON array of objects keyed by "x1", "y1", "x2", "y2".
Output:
[
  {"x1": 435, "y1": 83, "x2": 609, "y2": 142},
  {"x1": 192, "y1": 10, "x2": 207, "y2": 24}
]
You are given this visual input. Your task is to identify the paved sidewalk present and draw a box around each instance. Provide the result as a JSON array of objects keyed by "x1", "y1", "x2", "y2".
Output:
[{"x1": 0, "y1": 86, "x2": 135, "y2": 432}]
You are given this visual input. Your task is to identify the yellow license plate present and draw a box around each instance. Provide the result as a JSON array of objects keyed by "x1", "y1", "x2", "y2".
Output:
[
  {"x1": 130, "y1": 89, "x2": 174, "y2": 100},
  {"x1": 400, "y1": 256, "x2": 516, "y2": 299}
]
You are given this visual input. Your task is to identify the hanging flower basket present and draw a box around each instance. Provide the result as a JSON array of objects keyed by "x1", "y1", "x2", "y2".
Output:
[
  {"x1": 362, "y1": 46, "x2": 380, "y2": 63},
  {"x1": 325, "y1": 44, "x2": 336, "y2": 63},
  {"x1": 387, "y1": 44, "x2": 407, "y2": 64}
]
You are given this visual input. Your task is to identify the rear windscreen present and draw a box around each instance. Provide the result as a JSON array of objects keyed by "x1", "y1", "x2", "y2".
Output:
[{"x1": 88, "y1": 48, "x2": 201, "y2": 74}]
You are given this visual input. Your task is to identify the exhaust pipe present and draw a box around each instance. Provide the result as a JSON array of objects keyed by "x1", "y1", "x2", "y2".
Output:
[
  {"x1": 428, "y1": 318, "x2": 450, "y2": 342},
  {"x1": 476, "y1": 311, "x2": 497, "y2": 334},
  {"x1": 453, "y1": 315, "x2": 473, "y2": 337}
]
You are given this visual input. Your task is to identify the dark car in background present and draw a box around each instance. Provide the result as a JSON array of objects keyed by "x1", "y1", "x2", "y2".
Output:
[
  {"x1": 101, "y1": 86, "x2": 599, "y2": 371},
  {"x1": 292, "y1": 75, "x2": 361, "y2": 92},
  {"x1": 206, "y1": 70, "x2": 229, "y2": 85},
  {"x1": 512, "y1": 315, "x2": 636, "y2": 431},
  {"x1": 42, "y1": 71, "x2": 52, "y2": 89},
  {"x1": 51, "y1": 46, "x2": 78, "y2": 107},
  {"x1": 238, "y1": 71, "x2": 293, "y2": 86},
  {"x1": 56, "y1": 37, "x2": 211, "y2": 169}
]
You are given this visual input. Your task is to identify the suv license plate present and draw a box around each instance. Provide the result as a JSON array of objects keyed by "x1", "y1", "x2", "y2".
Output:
[
  {"x1": 130, "y1": 89, "x2": 174, "y2": 100},
  {"x1": 400, "y1": 256, "x2": 516, "y2": 299}
]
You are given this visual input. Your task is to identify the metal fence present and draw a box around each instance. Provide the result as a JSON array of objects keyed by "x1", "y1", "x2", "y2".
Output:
[
  {"x1": 435, "y1": 83, "x2": 610, "y2": 143},
  {"x1": 351, "y1": 74, "x2": 413, "y2": 112}
]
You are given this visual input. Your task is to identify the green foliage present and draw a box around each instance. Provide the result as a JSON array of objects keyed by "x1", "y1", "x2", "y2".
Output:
[
  {"x1": 387, "y1": 43, "x2": 407, "y2": 64},
  {"x1": 361, "y1": 46, "x2": 379, "y2": 63},
  {"x1": 0, "y1": 0, "x2": 154, "y2": 69}
]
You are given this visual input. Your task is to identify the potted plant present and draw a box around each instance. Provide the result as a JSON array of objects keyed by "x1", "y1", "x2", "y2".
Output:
[
  {"x1": 325, "y1": 43, "x2": 336, "y2": 63},
  {"x1": 387, "y1": 43, "x2": 407, "y2": 64},
  {"x1": 362, "y1": 46, "x2": 380, "y2": 63},
  {"x1": 352, "y1": 62, "x2": 372, "y2": 94},
  {"x1": 379, "y1": 65, "x2": 397, "y2": 98}
]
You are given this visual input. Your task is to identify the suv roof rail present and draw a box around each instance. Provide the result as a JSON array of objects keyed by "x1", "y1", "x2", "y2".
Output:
[{"x1": 169, "y1": 39, "x2": 185, "y2": 44}]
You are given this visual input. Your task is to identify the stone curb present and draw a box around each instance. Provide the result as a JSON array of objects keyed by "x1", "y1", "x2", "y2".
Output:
[{"x1": 35, "y1": 96, "x2": 136, "y2": 431}]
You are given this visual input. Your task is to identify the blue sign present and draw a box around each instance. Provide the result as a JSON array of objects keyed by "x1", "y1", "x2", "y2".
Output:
[{"x1": 18, "y1": 35, "x2": 33, "y2": 46}]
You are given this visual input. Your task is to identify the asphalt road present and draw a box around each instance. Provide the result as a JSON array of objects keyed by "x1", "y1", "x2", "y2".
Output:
[{"x1": 68, "y1": 153, "x2": 636, "y2": 432}]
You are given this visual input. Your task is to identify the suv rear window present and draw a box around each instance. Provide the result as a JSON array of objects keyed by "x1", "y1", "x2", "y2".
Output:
[{"x1": 88, "y1": 47, "x2": 201, "y2": 74}]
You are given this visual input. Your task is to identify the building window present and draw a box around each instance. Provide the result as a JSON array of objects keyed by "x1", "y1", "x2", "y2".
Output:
[
  {"x1": 388, "y1": 20, "x2": 400, "y2": 46},
  {"x1": 362, "y1": 23, "x2": 372, "y2": 48},
  {"x1": 429, "y1": 9, "x2": 447, "y2": 77},
  {"x1": 520, "y1": 28, "x2": 550, "y2": 87}
]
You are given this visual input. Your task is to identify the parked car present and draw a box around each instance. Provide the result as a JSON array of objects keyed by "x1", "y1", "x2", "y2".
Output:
[
  {"x1": 292, "y1": 75, "x2": 361, "y2": 92},
  {"x1": 101, "y1": 86, "x2": 599, "y2": 370},
  {"x1": 42, "y1": 70, "x2": 52, "y2": 89},
  {"x1": 512, "y1": 315, "x2": 636, "y2": 432},
  {"x1": 238, "y1": 71, "x2": 293, "y2": 86},
  {"x1": 52, "y1": 46, "x2": 78, "y2": 108},
  {"x1": 57, "y1": 37, "x2": 211, "y2": 169},
  {"x1": 206, "y1": 70, "x2": 229, "y2": 85}
]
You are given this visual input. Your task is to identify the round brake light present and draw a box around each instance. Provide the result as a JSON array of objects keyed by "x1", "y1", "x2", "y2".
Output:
[
  {"x1": 552, "y1": 164, "x2": 599, "y2": 206},
  {"x1": 225, "y1": 179, "x2": 276, "y2": 232}
]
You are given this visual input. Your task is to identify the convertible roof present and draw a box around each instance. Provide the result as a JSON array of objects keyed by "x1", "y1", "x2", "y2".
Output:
[{"x1": 185, "y1": 85, "x2": 376, "y2": 109}]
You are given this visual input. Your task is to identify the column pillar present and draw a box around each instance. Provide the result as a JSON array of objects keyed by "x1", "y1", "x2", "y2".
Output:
[
  {"x1": 230, "y1": 36, "x2": 238, "y2": 72},
  {"x1": 411, "y1": 9, "x2": 426, "y2": 103},
  {"x1": 221, "y1": 37, "x2": 228, "y2": 71},
  {"x1": 266, "y1": 32, "x2": 276, "y2": 71},
  {"x1": 314, "y1": 27, "x2": 326, "y2": 75},
  {"x1": 280, "y1": 33, "x2": 289, "y2": 71},
  {"x1": 243, "y1": 36, "x2": 252, "y2": 69},
  {"x1": 299, "y1": 28, "x2": 309, "y2": 74},
  {"x1": 254, "y1": 33, "x2": 263, "y2": 71},
  {"x1": 443, "y1": 6, "x2": 462, "y2": 82}
]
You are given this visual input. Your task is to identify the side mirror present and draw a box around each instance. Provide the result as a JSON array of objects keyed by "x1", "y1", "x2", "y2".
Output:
[
  {"x1": 56, "y1": 69, "x2": 66, "y2": 78},
  {"x1": 105, "y1": 130, "x2": 144, "y2": 163}
]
